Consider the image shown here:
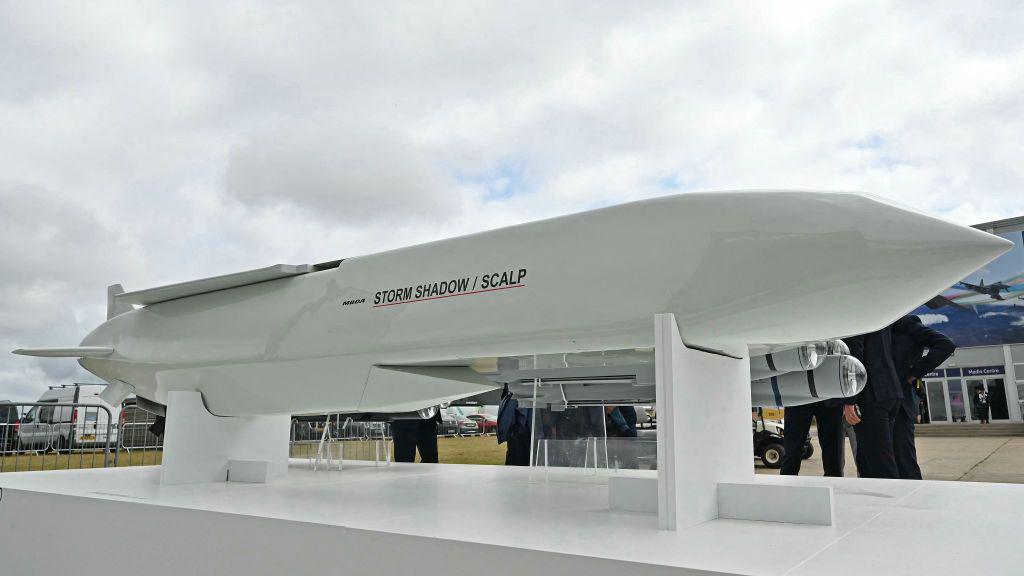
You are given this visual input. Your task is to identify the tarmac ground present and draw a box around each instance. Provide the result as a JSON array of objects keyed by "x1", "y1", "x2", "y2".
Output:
[{"x1": 757, "y1": 435, "x2": 1024, "y2": 483}]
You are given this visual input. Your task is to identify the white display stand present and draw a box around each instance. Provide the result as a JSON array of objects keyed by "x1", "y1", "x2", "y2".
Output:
[
  {"x1": 615, "y1": 314, "x2": 835, "y2": 528},
  {"x1": 160, "y1": 390, "x2": 290, "y2": 484}
]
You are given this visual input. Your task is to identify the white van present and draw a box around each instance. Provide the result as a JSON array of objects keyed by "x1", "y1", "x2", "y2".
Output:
[{"x1": 18, "y1": 384, "x2": 120, "y2": 451}]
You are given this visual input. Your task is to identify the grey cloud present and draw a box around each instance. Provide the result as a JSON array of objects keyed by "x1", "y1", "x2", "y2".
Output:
[{"x1": 225, "y1": 120, "x2": 457, "y2": 224}]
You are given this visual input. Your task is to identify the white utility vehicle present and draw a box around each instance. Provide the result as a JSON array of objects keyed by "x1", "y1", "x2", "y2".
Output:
[{"x1": 17, "y1": 384, "x2": 120, "y2": 451}]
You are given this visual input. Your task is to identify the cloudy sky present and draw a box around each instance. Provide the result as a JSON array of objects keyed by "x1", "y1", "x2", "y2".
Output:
[{"x1": 1, "y1": 1, "x2": 1023, "y2": 401}]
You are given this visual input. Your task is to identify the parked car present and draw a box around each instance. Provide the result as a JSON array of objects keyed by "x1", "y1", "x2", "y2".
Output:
[
  {"x1": 0, "y1": 402, "x2": 19, "y2": 451},
  {"x1": 465, "y1": 413, "x2": 497, "y2": 434},
  {"x1": 439, "y1": 411, "x2": 479, "y2": 436},
  {"x1": 17, "y1": 384, "x2": 120, "y2": 451}
]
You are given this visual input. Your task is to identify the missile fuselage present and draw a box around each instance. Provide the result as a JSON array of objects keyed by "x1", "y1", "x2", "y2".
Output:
[{"x1": 73, "y1": 191, "x2": 1010, "y2": 416}]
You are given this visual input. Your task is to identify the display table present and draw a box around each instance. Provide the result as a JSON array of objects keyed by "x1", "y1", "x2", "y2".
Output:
[{"x1": 0, "y1": 461, "x2": 1019, "y2": 575}]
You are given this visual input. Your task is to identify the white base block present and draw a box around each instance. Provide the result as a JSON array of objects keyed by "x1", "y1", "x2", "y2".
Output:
[
  {"x1": 227, "y1": 460, "x2": 273, "y2": 483},
  {"x1": 1, "y1": 464, "x2": 1022, "y2": 576},
  {"x1": 160, "y1": 391, "x2": 290, "y2": 485},
  {"x1": 609, "y1": 475, "x2": 659, "y2": 513},
  {"x1": 718, "y1": 482, "x2": 834, "y2": 525}
]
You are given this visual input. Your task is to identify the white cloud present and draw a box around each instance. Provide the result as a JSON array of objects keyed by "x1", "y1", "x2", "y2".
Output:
[
  {"x1": 919, "y1": 314, "x2": 951, "y2": 326},
  {"x1": 2, "y1": 1, "x2": 1024, "y2": 400}
]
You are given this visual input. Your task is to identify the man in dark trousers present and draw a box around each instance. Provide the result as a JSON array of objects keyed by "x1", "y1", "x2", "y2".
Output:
[
  {"x1": 780, "y1": 400, "x2": 845, "y2": 476},
  {"x1": 843, "y1": 325, "x2": 904, "y2": 478},
  {"x1": 392, "y1": 410, "x2": 441, "y2": 463},
  {"x1": 891, "y1": 315, "x2": 955, "y2": 479}
]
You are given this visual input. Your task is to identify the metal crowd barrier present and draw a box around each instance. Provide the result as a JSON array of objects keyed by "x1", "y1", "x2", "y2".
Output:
[
  {"x1": 289, "y1": 417, "x2": 393, "y2": 470},
  {"x1": 2, "y1": 400, "x2": 498, "y2": 474},
  {"x1": 0, "y1": 402, "x2": 116, "y2": 473},
  {"x1": 115, "y1": 400, "x2": 164, "y2": 467}
]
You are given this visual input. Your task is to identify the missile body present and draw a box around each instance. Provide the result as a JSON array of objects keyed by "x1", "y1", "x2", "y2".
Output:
[{"x1": 16, "y1": 191, "x2": 1011, "y2": 416}]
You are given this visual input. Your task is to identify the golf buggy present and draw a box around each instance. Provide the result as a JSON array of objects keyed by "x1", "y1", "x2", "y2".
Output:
[{"x1": 753, "y1": 408, "x2": 813, "y2": 469}]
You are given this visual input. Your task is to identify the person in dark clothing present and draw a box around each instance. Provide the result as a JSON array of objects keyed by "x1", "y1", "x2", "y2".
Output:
[
  {"x1": 392, "y1": 411, "x2": 441, "y2": 463},
  {"x1": 974, "y1": 388, "x2": 990, "y2": 424},
  {"x1": 497, "y1": 385, "x2": 533, "y2": 466},
  {"x1": 843, "y1": 325, "x2": 904, "y2": 479},
  {"x1": 606, "y1": 406, "x2": 638, "y2": 437},
  {"x1": 780, "y1": 400, "x2": 845, "y2": 476},
  {"x1": 890, "y1": 315, "x2": 955, "y2": 479}
]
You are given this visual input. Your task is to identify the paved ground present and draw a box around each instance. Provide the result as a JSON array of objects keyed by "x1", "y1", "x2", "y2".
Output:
[{"x1": 757, "y1": 435, "x2": 1024, "y2": 483}]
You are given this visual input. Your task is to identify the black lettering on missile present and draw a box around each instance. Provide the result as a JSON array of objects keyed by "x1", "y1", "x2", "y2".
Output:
[
  {"x1": 341, "y1": 298, "x2": 365, "y2": 306},
  {"x1": 481, "y1": 268, "x2": 526, "y2": 290},
  {"x1": 371, "y1": 268, "x2": 528, "y2": 308},
  {"x1": 374, "y1": 286, "x2": 413, "y2": 305}
]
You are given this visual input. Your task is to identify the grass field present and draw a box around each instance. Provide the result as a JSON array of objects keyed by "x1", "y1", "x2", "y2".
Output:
[
  {"x1": 290, "y1": 435, "x2": 507, "y2": 465},
  {"x1": 0, "y1": 436, "x2": 510, "y2": 474},
  {"x1": 436, "y1": 435, "x2": 506, "y2": 465},
  {"x1": 0, "y1": 448, "x2": 163, "y2": 473}
]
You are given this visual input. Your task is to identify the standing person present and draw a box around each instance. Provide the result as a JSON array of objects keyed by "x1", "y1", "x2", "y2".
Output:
[
  {"x1": 606, "y1": 406, "x2": 638, "y2": 438},
  {"x1": 497, "y1": 384, "x2": 532, "y2": 466},
  {"x1": 842, "y1": 325, "x2": 904, "y2": 479},
  {"x1": 392, "y1": 409, "x2": 441, "y2": 463},
  {"x1": 974, "y1": 388, "x2": 990, "y2": 424},
  {"x1": 780, "y1": 400, "x2": 845, "y2": 477},
  {"x1": 891, "y1": 315, "x2": 955, "y2": 480}
]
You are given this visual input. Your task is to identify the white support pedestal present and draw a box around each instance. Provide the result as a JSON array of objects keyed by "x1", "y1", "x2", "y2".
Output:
[
  {"x1": 650, "y1": 313, "x2": 833, "y2": 529},
  {"x1": 160, "y1": 391, "x2": 290, "y2": 485},
  {"x1": 654, "y1": 313, "x2": 752, "y2": 530}
]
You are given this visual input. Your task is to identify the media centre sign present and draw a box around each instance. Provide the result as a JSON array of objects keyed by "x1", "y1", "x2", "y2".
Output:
[{"x1": 923, "y1": 365, "x2": 1005, "y2": 379}]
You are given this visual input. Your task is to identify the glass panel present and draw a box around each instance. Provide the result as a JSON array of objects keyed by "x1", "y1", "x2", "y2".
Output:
[
  {"x1": 987, "y1": 379, "x2": 1009, "y2": 420},
  {"x1": 926, "y1": 381, "x2": 947, "y2": 422},
  {"x1": 948, "y1": 380, "x2": 966, "y2": 422}
]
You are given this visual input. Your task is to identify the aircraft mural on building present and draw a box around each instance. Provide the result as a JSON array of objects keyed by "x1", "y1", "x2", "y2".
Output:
[{"x1": 916, "y1": 230, "x2": 1024, "y2": 347}]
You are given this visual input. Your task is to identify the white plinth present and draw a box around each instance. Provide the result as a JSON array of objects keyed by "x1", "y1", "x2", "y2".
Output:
[
  {"x1": 160, "y1": 391, "x2": 290, "y2": 484},
  {"x1": 719, "y1": 482, "x2": 834, "y2": 525},
  {"x1": 0, "y1": 463, "x2": 1021, "y2": 576}
]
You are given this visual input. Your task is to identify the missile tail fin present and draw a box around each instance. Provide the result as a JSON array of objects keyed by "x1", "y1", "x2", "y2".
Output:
[
  {"x1": 12, "y1": 346, "x2": 114, "y2": 358},
  {"x1": 107, "y1": 284, "x2": 133, "y2": 319}
]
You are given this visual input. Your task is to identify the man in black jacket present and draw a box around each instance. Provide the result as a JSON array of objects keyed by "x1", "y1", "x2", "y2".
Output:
[
  {"x1": 891, "y1": 315, "x2": 955, "y2": 479},
  {"x1": 843, "y1": 325, "x2": 904, "y2": 478}
]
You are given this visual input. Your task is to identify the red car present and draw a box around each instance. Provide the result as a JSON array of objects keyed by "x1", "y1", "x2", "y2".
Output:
[{"x1": 465, "y1": 413, "x2": 497, "y2": 434}]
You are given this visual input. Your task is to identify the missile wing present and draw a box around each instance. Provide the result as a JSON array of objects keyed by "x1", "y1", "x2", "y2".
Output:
[
  {"x1": 12, "y1": 347, "x2": 114, "y2": 358},
  {"x1": 12, "y1": 191, "x2": 1012, "y2": 416}
]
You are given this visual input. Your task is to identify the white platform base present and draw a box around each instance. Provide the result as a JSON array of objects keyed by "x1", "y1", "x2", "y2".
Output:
[{"x1": 1, "y1": 462, "x2": 1021, "y2": 576}]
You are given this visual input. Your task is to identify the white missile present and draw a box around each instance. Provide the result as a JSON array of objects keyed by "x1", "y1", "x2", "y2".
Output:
[
  {"x1": 12, "y1": 191, "x2": 1012, "y2": 416},
  {"x1": 751, "y1": 355, "x2": 867, "y2": 407}
]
